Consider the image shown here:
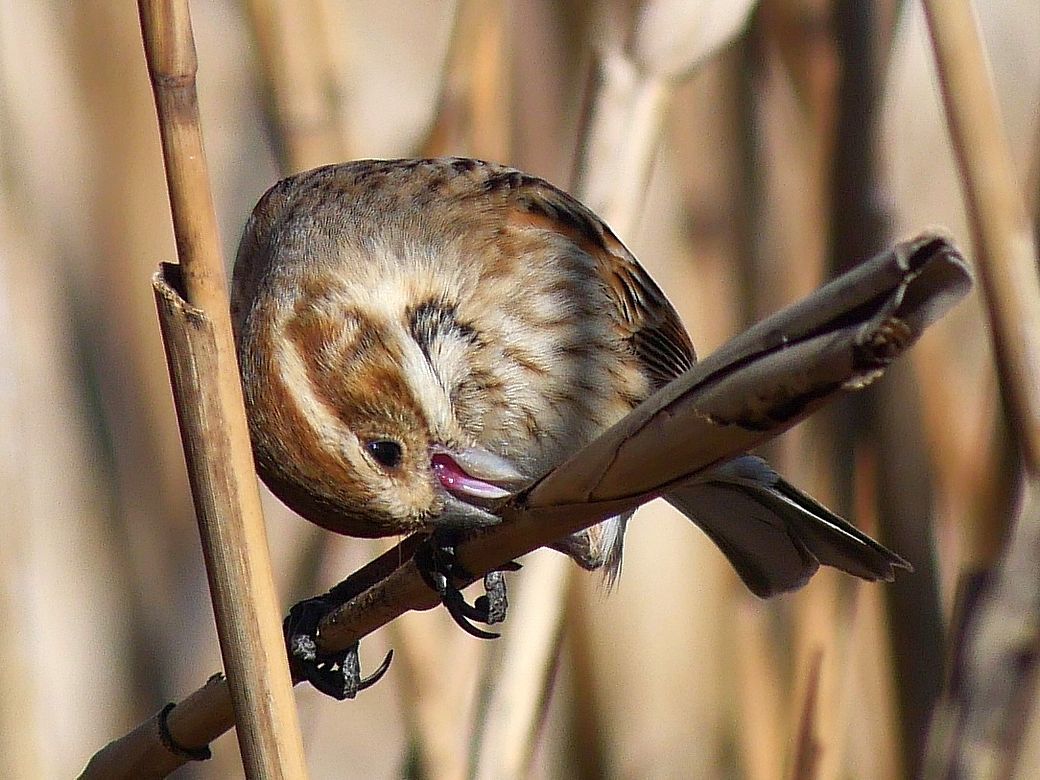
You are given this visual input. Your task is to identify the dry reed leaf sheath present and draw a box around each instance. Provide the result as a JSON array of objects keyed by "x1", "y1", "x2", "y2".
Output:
[
  {"x1": 572, "y1": 0, "x2": 758, "y2": 231},
  {"x1": 81, "y1": 232, "x2": 969, "y2": 777},
  {"x1": 115, "y1": 2, "x2": 308, "y2": 778}
]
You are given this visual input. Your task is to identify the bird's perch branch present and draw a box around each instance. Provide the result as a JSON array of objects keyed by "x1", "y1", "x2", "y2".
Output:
[{"x1": 81, "y1": 232, "x2": 970, "y2": 777}]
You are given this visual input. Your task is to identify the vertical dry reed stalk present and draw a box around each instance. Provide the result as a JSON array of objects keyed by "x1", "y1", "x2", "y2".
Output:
[
  {"x1": 922, "y1": 1, "x2": 1040, "y2": 479},
  {"x1": 825, "y1": 3, "x2": 938, "y2": 773},
  {"x1": 0, "y1": 214, "x2": 43, "y2": 780},
  {"x1": 136, "y1": 2, "x2": 307, "y2": 777},
  {"x1": 421, "y1": 0, "x2": 511, "y2": 161},
  {"x1": 466, "y1": 3, "x2": 762, "y2": 775},
  {"x1": 470, "y1": 552, "x2": 571, "y2": 779},
  {"x1": 243, "y1": 0, "x2": 349, "y2": 173},
  {"x1": 750, "y1": 4, "x2": 844, "y2": 775},
  {"x1": 922, "y1": 0, "x2": 1040, "y2": 776}
]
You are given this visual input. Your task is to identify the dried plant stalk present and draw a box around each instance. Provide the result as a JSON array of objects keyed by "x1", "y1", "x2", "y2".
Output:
[
  {"x1": 81, "y1": 673, "x2": 235, "y2": 778},
  {"x1": 470, "y1": 551, "x2": 571, "y2": 779},
  {"x1": 920, "y1": 3, "x2": 1040, "y2": 776},
  {"x1": 389, "y1": 610, "x2": 481, "y2": 780},
  {"x1": 825, "y1": 3, "x2": 941, "y2": 772},
  {"x1": 572, "y1": 0, "x2": 757, "y2": 227},
  {"x1": 788, "y1": 649, "x2": 824, "y2": 780},
  {"x1": 924, "y1": 478, "x2": 1040, "y2": 778},
  {"x1": 474, "y1": 6, "x2": 760, "y2": 765},
  {"x1": 922, "y1": 0, "x2": 1040, "y2": 483},
  {"x1": 244, "y1": 0, "x2": 349, "y2": 172},
  {"x1": 421, "y1": 0, "x2": 511, "y2": 160},
  {"x1": 0, "y1": 218, "x2": 40, "y2": 779},
  {"x1": 732, "y1": 601, "x2": 786, "y2": 780},
  {"x1": 134, "y1": 2, "x2": 307, "y2": 778}
]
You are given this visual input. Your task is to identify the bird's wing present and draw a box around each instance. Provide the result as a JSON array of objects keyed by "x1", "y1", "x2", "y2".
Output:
[
  {"x1": 460, "y1": 165, "x2": 694, "y2": 580},
  {"x1": 487, "y1": 167, "x2": 697, "y2": 388}
]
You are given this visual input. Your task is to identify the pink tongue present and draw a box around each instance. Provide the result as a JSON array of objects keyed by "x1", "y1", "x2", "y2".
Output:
[{"x1": 431, "y1": 453, "x2": 511, "y2": 500}]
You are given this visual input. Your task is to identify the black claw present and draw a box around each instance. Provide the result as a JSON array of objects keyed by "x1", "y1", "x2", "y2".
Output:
[
  {"x1": 415, "y1": 533, "x2": 520, "y2": 638},
  {"x1": 358, "y1": 649, "x2": 394, "y2": 692},
  {"x1": 442, "y1": 588, "x2": 501, "y2": 639},
  {"x1": 284, "y1": 595, "x2": 394, "y2": 700}
]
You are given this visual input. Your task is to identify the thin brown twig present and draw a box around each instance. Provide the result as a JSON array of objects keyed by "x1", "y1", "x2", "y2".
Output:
[{"x1": 133, "y1": 2, "x2": 307, "y2": 778}]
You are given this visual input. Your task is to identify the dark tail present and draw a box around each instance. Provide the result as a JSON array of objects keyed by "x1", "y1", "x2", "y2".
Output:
[{"x1": 665, "y1": 456, "x2": 911, "y2": 598}]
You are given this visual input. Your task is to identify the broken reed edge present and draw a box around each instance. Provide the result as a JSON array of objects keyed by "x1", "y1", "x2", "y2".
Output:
[{"x1": 81, "y1": 233, "x2": 970, "y2": 776}]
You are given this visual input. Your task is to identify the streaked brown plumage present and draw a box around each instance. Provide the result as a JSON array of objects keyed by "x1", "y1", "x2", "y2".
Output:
[{"x1": 232, "y1": 157, "x2": 908, "y2": 598}]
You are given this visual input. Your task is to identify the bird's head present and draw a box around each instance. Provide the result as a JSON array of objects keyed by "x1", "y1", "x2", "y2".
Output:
[{"x1": 232, "y1": 256, "x2": 528, "y2": 538}]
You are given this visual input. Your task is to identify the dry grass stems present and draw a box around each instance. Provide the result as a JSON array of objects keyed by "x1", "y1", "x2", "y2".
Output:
[
  {"x1": 35, "y1": 3, "x2": 1033, "y2": 777},
  {"x1": 469, "y1": 3, "x2": 760, "y2": 772},
  {"x1": 921, "y1": 1, "x2": 1040, "y2": 777}
]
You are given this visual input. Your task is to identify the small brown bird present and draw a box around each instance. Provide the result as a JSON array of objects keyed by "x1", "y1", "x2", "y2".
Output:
[{"x1": 231, "y1": 158, "x2": 908, "y2": 691}]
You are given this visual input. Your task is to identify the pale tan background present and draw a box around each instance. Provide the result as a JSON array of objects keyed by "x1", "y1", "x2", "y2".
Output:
[{"x1": 1, "y1": 1, "x2": 1037, "y2": 778}]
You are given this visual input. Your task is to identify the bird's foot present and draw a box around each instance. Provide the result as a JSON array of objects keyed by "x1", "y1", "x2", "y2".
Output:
[
  {"x1": 284, "y1": 594, "x2": 393, "y2": 700},
  {"x1": 415, "y1": 532, "x2": 521, "y2": 639}
]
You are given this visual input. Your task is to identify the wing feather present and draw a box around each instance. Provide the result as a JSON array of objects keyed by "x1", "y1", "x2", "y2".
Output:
[{"x1": 481, "y1": 166, "x2": 696, "y2": 388}]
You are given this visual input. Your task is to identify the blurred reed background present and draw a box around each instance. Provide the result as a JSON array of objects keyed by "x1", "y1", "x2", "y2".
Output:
[{"x1": 1, "y1": 1, "x2": 1038, "y2": 778}]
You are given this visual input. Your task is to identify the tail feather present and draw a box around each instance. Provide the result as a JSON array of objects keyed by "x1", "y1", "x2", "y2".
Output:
[
  {"x1": 552, "y1": 512, "x2": 632, "y2": 589},
  {"x1": 665, "y1": 455, "x2": 910, "y2": 598}
]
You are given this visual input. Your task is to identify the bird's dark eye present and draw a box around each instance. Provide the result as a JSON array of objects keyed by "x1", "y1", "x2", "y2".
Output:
[{"x1": 366, "y1": 439, "x2": 404, "y2": 469}]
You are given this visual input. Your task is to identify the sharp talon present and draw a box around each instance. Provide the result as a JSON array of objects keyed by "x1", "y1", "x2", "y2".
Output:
[
  {"x1": 451, "y1": 593, "x2": 493, "y2": 622},
  {"x1": 444, "y1": 590, "x2": 500, "y2": 639},
  {"x1": 415, "y1": 532, "x2": 517, "y2": 638},
  {"x1": 284, "y1": 596, "x2": 392, "y2": 700},
  {"x1": 358, "y1": 649, "x2": 394, "y2": 692}
]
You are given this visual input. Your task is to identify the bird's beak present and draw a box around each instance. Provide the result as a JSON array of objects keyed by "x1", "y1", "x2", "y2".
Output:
[{"x1": 430, "y1": 445, "x2": 529, "y2": 504}]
